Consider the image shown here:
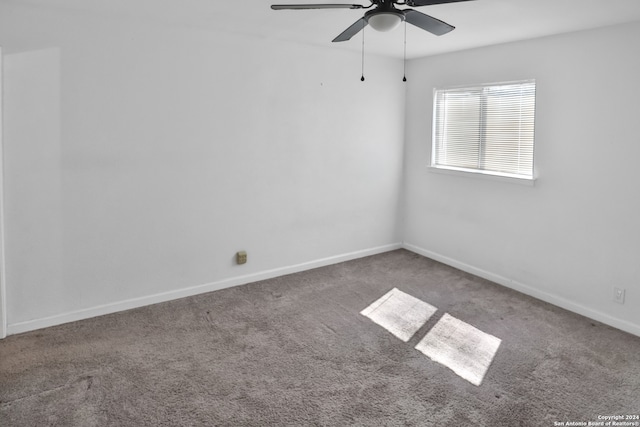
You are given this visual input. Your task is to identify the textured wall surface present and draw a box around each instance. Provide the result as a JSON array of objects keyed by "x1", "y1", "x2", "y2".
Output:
[{"x1": 0, "y1": 2, "x2": 405, "y2": 330}]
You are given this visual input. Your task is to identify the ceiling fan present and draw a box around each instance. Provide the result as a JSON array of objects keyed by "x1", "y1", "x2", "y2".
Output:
[{"x1": 271, "y1": 0, "x2": 474, "y2": 42}]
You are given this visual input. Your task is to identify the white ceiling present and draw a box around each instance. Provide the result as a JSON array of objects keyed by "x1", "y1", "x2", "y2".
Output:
[{"x1": 15, "y1": 0, "x2": 640, "y2": 58}]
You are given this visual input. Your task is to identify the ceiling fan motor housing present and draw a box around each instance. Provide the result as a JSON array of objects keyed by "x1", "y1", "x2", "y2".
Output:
[{"x1": 365, "y1": 7, "x2": 406, "y2": 32}]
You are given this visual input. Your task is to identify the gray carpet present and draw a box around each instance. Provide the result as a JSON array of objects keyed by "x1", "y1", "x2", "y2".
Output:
[{"x1": 1, "y1": 249, "x2": 639, "y2": 426}]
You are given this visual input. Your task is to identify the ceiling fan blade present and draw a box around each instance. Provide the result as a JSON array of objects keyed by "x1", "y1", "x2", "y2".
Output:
[
  {"x1": 271, "y1": 4, "x2": 364, "y2": 10},
  {"x1": 403, "y1": 9, "x2": 454, "y2": 36},
  {"x1": 332, "y1": 17, "x2": 368, "y2": 42},
  {"x1": 406, "y1": 0, "x2": 474, "y2": 6}
]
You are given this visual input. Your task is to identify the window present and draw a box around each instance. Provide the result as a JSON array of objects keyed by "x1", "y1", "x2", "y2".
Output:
[{"x1": 432, "y1": 80, "x2": 536, "y2": 180}]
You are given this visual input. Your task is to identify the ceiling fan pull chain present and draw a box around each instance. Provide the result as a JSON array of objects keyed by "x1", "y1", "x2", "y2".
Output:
[
  {"x1": 403, "y1": 21, "x2": 407, "y2": 82},
  {"x1": 361, "y1": 20, "x2": 365, "y2": 82}
]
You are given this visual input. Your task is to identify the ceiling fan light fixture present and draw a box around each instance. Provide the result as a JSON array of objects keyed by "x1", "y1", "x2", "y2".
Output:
[{"x1": 366, "y1": 11, "x2": 404, "y2": 32}]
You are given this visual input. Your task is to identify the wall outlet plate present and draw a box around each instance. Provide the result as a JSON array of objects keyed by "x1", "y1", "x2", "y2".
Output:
[
  {"x1": 236, "y1": 251, "x2": 247, "y2": 265},
  {"x1": 613, "y1": 287, "x2": 625, "y2": 304}
]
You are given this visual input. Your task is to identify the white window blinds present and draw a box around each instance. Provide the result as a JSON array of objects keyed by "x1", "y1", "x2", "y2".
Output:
[{"x1": 432, "y1": 80, "x2": 536, "y2": 179}]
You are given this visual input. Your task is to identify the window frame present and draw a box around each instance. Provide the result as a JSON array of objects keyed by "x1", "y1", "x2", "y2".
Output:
[{"x1": 429, "y1": 79, "x2": 537, "y2": 184}]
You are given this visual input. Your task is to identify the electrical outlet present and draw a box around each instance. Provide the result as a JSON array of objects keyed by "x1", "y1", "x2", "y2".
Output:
[
  {"x1": 613, "y1": 287, "x2": 625, "y2": 304},
  {"x1": 236, "y1": 251, "x2": 247, "y2": 265}
]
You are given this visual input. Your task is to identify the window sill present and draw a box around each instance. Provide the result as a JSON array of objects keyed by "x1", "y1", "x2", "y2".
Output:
[{"x1": 427, "y1": 165, "x2": 536, "y2": 187}]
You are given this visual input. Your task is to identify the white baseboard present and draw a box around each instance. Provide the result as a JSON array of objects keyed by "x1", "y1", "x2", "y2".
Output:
[
  {"x1": 6, "y1": 243, "x2": 402, "y2": 336},
  {"x1": 402, "y1": 242, "x2": 640, "y2": 338}
]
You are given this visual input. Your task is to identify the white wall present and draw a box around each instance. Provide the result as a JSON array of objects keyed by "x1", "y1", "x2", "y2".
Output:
[
  {"x1": 403, "y1": 22, "x2": 640, "y2": 336},
  {"x1": 3, "y1": 47, "x2": 63, "y2": 333},
  {"x1": 0, "y1": 2, "x2": 405, "y2": 332},
  {"x1": 0, "y1": 47, "x2": 6, "y2": 339}
]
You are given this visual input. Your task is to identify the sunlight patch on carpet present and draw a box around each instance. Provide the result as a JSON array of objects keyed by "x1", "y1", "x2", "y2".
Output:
[
  {"x1": 415, "y1": 313, "x2": 501, "y2": 386},
  {"x1": 360, "y1": 288, "x2": 437, "y2": 342}
]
